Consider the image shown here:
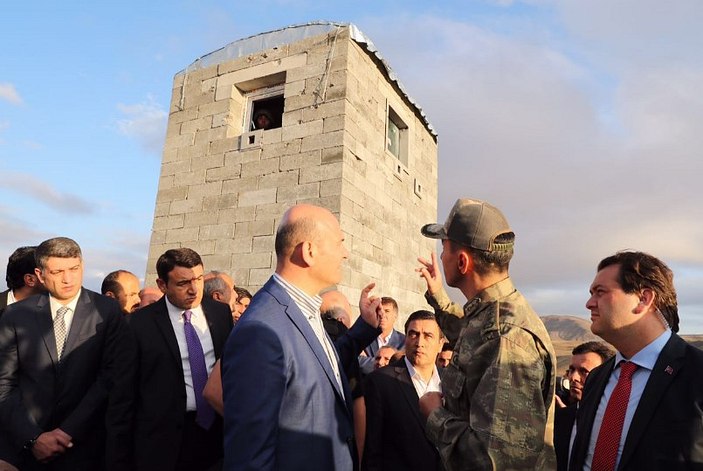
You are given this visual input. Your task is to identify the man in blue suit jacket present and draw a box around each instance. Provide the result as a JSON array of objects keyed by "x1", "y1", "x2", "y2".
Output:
[
  {"x1": 222, "y1": 204, "x2": 382, "y2": 471},
  {"x1": 358, "y1": 298, "x2": 406, "y2": 375}
]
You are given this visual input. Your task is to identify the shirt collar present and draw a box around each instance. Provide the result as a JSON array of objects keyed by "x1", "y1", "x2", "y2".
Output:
[
  {"x1": 164, "y1": 295, "x2": 204, "y2": 320},
  {"x1": 404, "y1": 356, "x2": 441, "y2": 384},
  {"x1": 614, "y1": 328, "x2": 671, "y2": 371},
  {"x1": 273, "y1": 273, "x2": 322, "y2": 319},
  {"x1": 49, "y1": 288, "x2": 81, "y2": 314}
]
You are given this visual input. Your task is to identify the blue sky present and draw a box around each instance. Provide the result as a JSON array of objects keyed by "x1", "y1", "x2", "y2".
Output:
[{"x1": 2, "y1": 1, "x2": 703, "y2": 332}]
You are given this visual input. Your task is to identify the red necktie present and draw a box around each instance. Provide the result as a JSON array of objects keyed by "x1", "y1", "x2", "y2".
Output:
[{"x1": 591, "y1": 361, "x2": 638, "y2": 471}]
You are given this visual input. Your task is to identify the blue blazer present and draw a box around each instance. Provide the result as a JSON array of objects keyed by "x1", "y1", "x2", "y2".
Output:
[
  {"x1": 359, "y1": 329, "x2": 406, "y2": 375},
  {"x1": 222, "y1": 277, "x2": 356, "y2": 471}
]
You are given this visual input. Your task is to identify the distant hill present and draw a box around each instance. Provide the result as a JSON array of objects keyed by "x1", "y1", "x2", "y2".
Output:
[{"x1": 542, "y1": 314, "x2": 703, "y2": 373}]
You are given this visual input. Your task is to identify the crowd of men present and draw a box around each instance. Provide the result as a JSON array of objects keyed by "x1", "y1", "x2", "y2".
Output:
[{"x1": 0, "y1": 198, "x2": 702, "y2": 471}]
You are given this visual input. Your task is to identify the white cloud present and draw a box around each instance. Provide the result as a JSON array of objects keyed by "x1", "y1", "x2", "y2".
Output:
[
  {"x1": 362, "y1": 13, "x2": 703, "y2": 331},
  {"x1": 0, "y1": 171, "x2": 94, "y2": 215},
  {"x1": 116, "y1": 99, "x2": 168, "y2": 154},
  {"x1": 0, "y1": 83, "x2": 22, "y2": 105}
]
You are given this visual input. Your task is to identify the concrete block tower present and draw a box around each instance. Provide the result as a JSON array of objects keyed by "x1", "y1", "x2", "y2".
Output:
[{"x1": 146, "y1": 22, "x2": 439, "y2": 317}]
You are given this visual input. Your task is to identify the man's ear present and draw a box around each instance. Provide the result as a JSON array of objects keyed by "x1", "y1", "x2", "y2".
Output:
[
  {"x1": 24, "y1": 273, "x2": 37, "y2": 287},
  {"x1": 35, "y1": 268, "x2": 45, "y2": 285},
  {"x1": 105, "y1": 291, "x2": 117, "y2": 300},
  {"x1": 457, "y1": 250, "x2": 473, "y2": 275},
  {"x1": 635, "y1": 288, "x2": 656, "y2": 314},
  {"x1": 299, "y1": 240, "x2": 315, "y2": 267},
  {"x1": 155, "y1": 278, "x2": 167, "y2": 294}
]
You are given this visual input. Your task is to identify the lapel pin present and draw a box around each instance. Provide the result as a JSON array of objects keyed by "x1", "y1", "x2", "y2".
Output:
[{"x1": 664, "y1": 365, "x2": 674, "y2": 375}]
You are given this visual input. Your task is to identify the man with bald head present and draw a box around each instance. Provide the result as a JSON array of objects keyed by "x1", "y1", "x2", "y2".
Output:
[
  {"x1": 101, "y1": 270, "x2": 141, "y2": 315},
  {"x1": 203, "y1": 271, "x2": 237, "y2": 320},
  {"x1": 222, "y1": 204, "x2": 382, "y2": 471}
]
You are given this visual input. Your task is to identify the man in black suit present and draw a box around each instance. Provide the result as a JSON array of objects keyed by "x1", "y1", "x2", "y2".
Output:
[
  {"x1": 0, "y1": 246, "x2": 44, "y2": 317},
  {"x1": 0, "y1": 237, "x2": 133, "y2": 470},
  {"x1": 553, "y1": 341, "x2": 612, "y2": 471},
  {"x1": 362, "y1": 310, "x2": 444, "y2": 471},
  {"x1": 128, "y1": 248, "x2": 233, "y2": 471},
  {"x1": 569, "y1": 251, "x2": 703, "y2": 470}
]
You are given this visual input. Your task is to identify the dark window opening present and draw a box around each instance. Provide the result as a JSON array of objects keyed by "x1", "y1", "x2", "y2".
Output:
[{"x1": 250, "y1": 95, "x2": 284, "y2": 131}]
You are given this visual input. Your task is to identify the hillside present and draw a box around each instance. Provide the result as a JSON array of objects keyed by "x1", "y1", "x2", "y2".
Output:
[{"x1": 542, "y1": 315, "x2": 703, "y2": 373}]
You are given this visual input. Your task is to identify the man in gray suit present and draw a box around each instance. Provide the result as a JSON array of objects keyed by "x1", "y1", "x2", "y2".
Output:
[{"x1": 0, "y1": 237, "x2": 133, "y2": 470}]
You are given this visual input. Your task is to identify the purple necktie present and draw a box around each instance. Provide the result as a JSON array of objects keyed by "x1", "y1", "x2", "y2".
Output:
[{"x1": 183, "y1": 310, "x2": 215, "y2": 430}]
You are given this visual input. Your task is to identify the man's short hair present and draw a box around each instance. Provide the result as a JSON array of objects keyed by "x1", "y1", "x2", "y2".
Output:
[
  {"x1": 35, "y1": 237, "x2": 82, "y2": 270},
  {"x1": 441, "y1": 342, "x2": 454, "y2": 352},
  {"x1": 101, "y1": 270, "x2": 133, "y2": 296},
  {"x1": 404, "y1": 309, "x2": 442, "y2": 335},
  {"x1": 380, "y1": 296, "x2": 398, "y2": 312},
  {"x1": 235, "y1": 286, "x2": 252, "y2": 302},
  {"x1": 156, "y1": 248, "x2": 203, "y2": 283},
  {"x1": 204, "y1": 272, "x2": 228, "y2": 298},
  {"x1": 571, "y1": 341, "x2": 614, "y2": 363},
  {"x1": 5, "y1": 246, "x2": 37, "y2": 289},
  {"x1": 597, "y1": 251, "x2": 679, "y2": 332},
  {"x1": 274, "y1": 216, "x2": 316, "y2": 258},
  {"x1": 448, "y1": 231, "x2": 515, "y2": 276}
]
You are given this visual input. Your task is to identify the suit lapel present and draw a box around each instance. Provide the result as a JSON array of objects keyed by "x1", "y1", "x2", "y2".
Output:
[
  {"x1": 619, "y1": 334, "x2": 686, "y2": 469},
  {"x1": 62, "y1": 289, "x2": 90, "y2": 358},
  {"x1": 394, "y1": 361, "x2": 426, "y2": 430},
  {"x1": 267, "y1": 280, "x2": 347, "y2": 404},
  {"x1": 35, "y1": 294, "x2": 59, "y2": 366},
  {"x1": 152, "y1": 298, "x2": 182, "y2": 368}
]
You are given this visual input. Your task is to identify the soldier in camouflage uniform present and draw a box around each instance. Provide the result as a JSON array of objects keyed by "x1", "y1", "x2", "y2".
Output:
[{"x1": 417, "y1": 198, "x2": 557, "y2": 470}]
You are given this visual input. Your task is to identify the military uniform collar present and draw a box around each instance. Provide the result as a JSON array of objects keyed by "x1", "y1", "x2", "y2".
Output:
[{"x1": 462, "y1": 277, "x2": 515, "y2": 317}]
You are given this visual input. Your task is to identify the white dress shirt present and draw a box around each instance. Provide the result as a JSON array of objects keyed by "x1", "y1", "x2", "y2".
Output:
[
  {"x1": 165, "y1": 296, "x2": 216, "y2": 412},
  {"x1": 404, "y1": 357, "x2": 442, "y2": 398}
]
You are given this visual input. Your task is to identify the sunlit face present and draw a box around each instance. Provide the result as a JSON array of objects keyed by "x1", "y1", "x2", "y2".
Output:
[
  {"x1": 233, "y1": 296, "x2": 250, "y2": 323},
  {"x1": 379, "y1": 303, "x2": 398, "y2": 335},
  {"x1": 157, "y1": 264, "x2": 204, "y2": 310},
  {"x1": 436, "y1": 350, "x2": 453, "y2": 369},
  {"x1": 311, "y1": 216, "x2": 349, "y2": 290},
  {"x1": 36, "y1": 256, "x2": 83, "y2": 302},
  {"x1": 567, "y1": 352, "x2": 604, "y2": 402},
  {"x1": 115, "y1": 272, "x2": 141, "y2": 314},
  {"x1": 405, "y1": 319, "x2": 443, "y2": 370},
  {"x1": 374, "y1": 347, "x2": 395, "y2": 369},
  {"x1": 440, "y1": 239, "x2": 460, "y2": 288},
  {"x1": 586, "y1": 264, "x2": 640, "y2": 341}
]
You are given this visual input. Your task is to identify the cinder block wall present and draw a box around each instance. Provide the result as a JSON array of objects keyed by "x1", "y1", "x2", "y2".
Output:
[{"x1": 146, "y1": 25, "x2": 438, "y2": 320}]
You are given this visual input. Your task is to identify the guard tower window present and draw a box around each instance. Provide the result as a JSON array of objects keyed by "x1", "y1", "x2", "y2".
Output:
[
  {"x1": 386, "y1": 106, "x2": 408, "y2": 165},
  {"x1": 246, "y1": 85, "x2": 285, "y2": 131}
]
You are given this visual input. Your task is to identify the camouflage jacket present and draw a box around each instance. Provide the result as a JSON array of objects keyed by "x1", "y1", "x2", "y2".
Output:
[{"x1": 425, "y1": 278, "x2": 557, "y2": 471}]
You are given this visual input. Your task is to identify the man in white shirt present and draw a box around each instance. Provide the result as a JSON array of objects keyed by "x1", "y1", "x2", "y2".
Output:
[
  {"x1": 362, "y1": 310, "x2": 444, "y2": 471},
  {"x1": 128, "y1": 248, "x2": 233, "y2": 471}
]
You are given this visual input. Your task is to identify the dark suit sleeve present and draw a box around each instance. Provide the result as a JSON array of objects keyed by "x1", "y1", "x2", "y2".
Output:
[
  {"x1": 361, "y1": 372, "x2": 384, "y2": 471},
  {"x1": 0, "y1": 309, "x2": 43, "y2": 448},
  {"x1": 335, "y1": 317, "x2": 380, "y2": 374},
  {"x1": 223, "y1": 320, "x2": 286, "y2": 471},
  {"x1": 58, "y1": 304, "x2": 128, "y2": 440}
]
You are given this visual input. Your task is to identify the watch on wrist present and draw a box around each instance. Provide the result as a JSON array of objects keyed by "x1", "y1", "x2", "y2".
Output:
[{"x1": 23, "y1": 434, "x2": 39, "y2": 451}]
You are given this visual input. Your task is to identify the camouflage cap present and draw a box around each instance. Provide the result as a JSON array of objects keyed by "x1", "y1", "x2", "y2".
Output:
[{"x1": 421, "y1": 198, "x2": 514, "y2": 252}]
